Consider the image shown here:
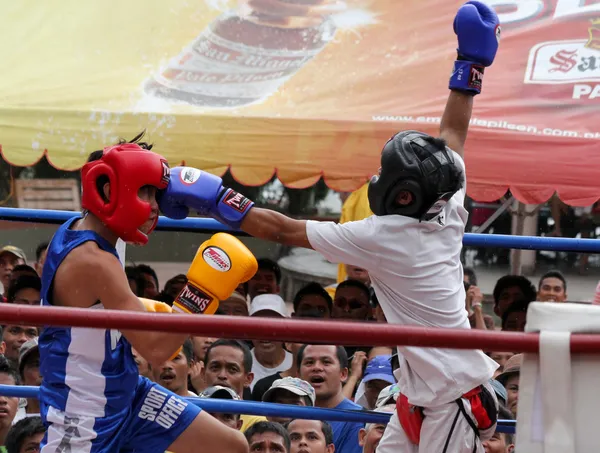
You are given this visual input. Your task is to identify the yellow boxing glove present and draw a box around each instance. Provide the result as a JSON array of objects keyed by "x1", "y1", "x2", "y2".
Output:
[
  {"x1": 139, "y1": 297, "x2": 182, "y2": 360},
  {"x1": 174, "y1": 233, "x2": 258, "y2": 315}
]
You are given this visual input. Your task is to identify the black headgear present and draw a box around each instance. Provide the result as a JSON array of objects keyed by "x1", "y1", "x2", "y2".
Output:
[{"x1": 368, "y1": 131, "x2": 464, "y2": 220}]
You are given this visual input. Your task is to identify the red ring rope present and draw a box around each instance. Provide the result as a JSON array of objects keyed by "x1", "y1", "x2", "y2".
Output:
[{"x1": 2, "y1": 304, "x2": 600, "y2": 353}]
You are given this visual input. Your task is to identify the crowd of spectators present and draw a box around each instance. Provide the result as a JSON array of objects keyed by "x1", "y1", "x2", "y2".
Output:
[{"x1": 0, "y1": 236, "x2": 591, "y2": 452}]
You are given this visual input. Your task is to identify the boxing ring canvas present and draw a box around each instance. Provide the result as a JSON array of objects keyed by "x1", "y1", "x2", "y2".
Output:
[{"x1": 0, "y1": 0, "x2": 599, "y2": 203}]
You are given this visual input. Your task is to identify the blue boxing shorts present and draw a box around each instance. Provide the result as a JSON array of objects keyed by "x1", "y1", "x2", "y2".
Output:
[{"x1": 41, "y1": 376, "x2": 201, "y2": 453}]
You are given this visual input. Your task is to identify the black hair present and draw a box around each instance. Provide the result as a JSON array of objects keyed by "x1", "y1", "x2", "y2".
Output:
[
  {"x1": 164, "y1": 274, "x2": 187, "y2": 292},
  {"x1": 292, "y1": 282, "x2": 332, "y2": 313},
  {"x1": 245, "y1": 421, "x2": 290, "y2": 453},
  {"x1": 136, "y1": 264, "x2": 159, "y2": 290},
  {"x1": 125, "y1": 266, "x2": 146, "y2": 297},
  {"x1": 86, "y1": 130, "x2": 153, "y2": 202},
  {"x1": 6, "y1": 274, "x2": 41, "y2": 303},
  {"x1": 11, "y1": 265, "x2": 37, "y2": 277},
  {"x1": 296, "y1": 344, "x2": 348, "y2": 371},
  {"x1": 335, "y1": 279, "x2": 371, "y2": 303},
  {"x1": 285, "y1": 419, "x2": 334, "y2": 446},
  {"x1": 205, "y1": 339, "x2": 253, "y2": 373},
  {"x1": 493, "y1": 275, "x2": 536, "y2": 305},
  {"x1": 538, "y1": 270, "x2": 567, "y2": 292},
  {"x1": 0, "y1": 354, "x2": 20, "y2": 385},
  {"x1": 257, "y1": 258, "x2": 282, "y2": 284},
  {"x1": 5, "y1": 416, "x2": 45, "y2": 453},
  {"x1": 497, "y1": 405, "x2": 515, "y2": 445},
  {"x1": 182, "y1": 338, "x2": 194, "y2": 364},
  {"x1": 501, "y1": 299, "x2": 529, "y2": 331},
  {"x1": 35, "y1": 242, "x2": 49, "y2": 262},
  {"x1": 463, "y1": 267, "x2": 478, "y2": 286}
]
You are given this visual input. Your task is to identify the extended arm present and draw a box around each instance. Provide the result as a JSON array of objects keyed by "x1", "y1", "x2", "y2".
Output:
[
  {"x1": 240, "y1": 208, "x2": 311, "y2": 248},
  {"x1": 440, "y1": 92, "x2": 473, "y2": 159}
]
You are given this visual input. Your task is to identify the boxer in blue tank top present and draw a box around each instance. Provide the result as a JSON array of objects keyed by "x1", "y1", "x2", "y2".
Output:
[{"x1": 39, "y1": 134, "x2": 248, "y2": 453}]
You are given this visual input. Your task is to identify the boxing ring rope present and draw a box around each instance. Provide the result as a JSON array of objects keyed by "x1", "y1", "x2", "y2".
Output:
[
  {"x1": 4, "y1": 304, "x2": 600, "y2": 353},
  {"x1": 2, "y1": 207, "x2": 600, "y2": 252},
  {"x1": 0, "y1": 384, "x2": 516, "y2": 434}
]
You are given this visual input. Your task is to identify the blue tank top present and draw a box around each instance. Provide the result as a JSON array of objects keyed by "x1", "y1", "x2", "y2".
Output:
[{"x1": 39, "y1": 217, "x2": 139, "y2": 418}]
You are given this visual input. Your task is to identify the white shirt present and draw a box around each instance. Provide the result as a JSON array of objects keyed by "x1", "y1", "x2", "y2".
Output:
[
  {"x1": 250, "y1": 349, "x2": 293, "y2": 391},
  {"x1": 306, "y1": 153, "x2": 498, "y2": 406}
]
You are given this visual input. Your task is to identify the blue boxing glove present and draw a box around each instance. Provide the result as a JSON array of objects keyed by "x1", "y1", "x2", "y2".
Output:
[
  {"x1": 449, "y1": 1, "x2": 500, "y2": 95},
  {"x1": 158, "y1": 167, "x2": 254, "y2": 229}
]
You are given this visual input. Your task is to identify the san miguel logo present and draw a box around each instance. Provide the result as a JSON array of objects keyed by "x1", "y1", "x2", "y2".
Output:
[{"x1": 524, "y1": 19, "x2": 600, "y2": 99}]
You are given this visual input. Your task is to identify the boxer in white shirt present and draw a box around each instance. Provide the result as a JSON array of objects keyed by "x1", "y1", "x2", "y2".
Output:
[{"x1": 160, "y1": 2, "x2": 501, "y2": 451}]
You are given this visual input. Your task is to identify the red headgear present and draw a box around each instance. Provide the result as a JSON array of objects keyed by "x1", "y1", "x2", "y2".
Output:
[{"x1": 81, "y1": 143, "x2": 170, "y2": 245}]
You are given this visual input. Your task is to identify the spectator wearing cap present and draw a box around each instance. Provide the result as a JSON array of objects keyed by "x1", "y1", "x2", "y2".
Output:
[
  {"x1": 353, "y1": 356, "x2": 396, "y2": 410},
  {"x1": 537, "y1": 270, "x2": 568, "y2": 303},
  {"x1": 0, "y1": 355, "x2": 20, "y2": 449},
  {"x1": 262, "y1": 377, "x2": 315, "y2": 424},
  {"x1": 501, "y1": 300, "x2": 529, "y2": 332},
  {"x1": 249, "y1": 295, "x2": 293, "y2": 390},
  {"x1": 298, "y1": 344, "x2": 363, "y2": 453},
  {"x1": 287, "y1": 419, "x2": 334, "y2": 453},
  {"x1": 358, "y1": 404, "x2": 395, "y2": 453},
  {"x1": 220, "y1": 291, "x2": 249, "y2": 317},
  {"x1": 6, "y1": 275, "x2": 41, "y2": 306},
  {"x1": 33, "y1": 242, "x2": 48, "y2": 277},
  {"x1": 488, "y1": 379, "x2": 508, "y2": 408},
  {"x1": 245, "y1": 421, "x2": 290, "y2": 453},
  {"x1": 252, "y1": 341, "x2": 305, "y2": 403},
  {"x1": 18, "y1": 339, "x2": 41, "y2": 417},
  {"x1": 151, "y1": 338, "x2": 195, "y2": 397},
  {"x1": 292, "y1": 283, "x2": 332, "y2": 319},
  {"x1": 198, "y1": 385, "x2": 243, "y2": 430},
  {"x1": 202, "y1": 339, "x2": 267, "y2": 431},
  {"x1": 5, "y1": 416, "x2": 45, "y2": 453},
  {"x1": 493, "y1": 275, "x2": 536, "y2": 319},
  {"x1": 1, "y1": 326, "x2": 37, "y2": 370},
  {"x1": 0, "y1": 247, "x2": 26, "y2": 301},
  {"x1": 248, "y1": 258, "x2": 281, "y2": 301},
  {"x1": 482, "y1": 406, "x2": 515, "y2": 453},
  {"x1": 496, "y1": 353, "x2": 522, "y2": 417},
  {"x1": 332, "y1": 280, "x2": 371, "y2": 322},
  {"x1": 135, "y1": 264, "x2": 160, "y2": 299},
  {"x1": 375, "y1": 384, "x2": 399, "y2": 409}
]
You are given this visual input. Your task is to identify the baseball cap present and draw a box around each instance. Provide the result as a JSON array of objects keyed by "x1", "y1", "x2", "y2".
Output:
[
  {"x1": 489, "y1": 379, "x2": 508, "y2": 406},
  {"x1": 0, "y1": 246, "x2": 27, "y2": 263},
  {"x1": 495, "y1": 353, "x2": 523, "y2": 386},
  {"x1": 18, "y1": 337, "x2": 39, "y2": 375},
  {"x1": 198, "y1": 385, "x2": 241, "y2": 401},
  {"x1": 250, "y1": 294, "x2": 289, "y2": 318},
  {"x1": 363, "y1": 355, "x2": 395, "y2": 384},
  {"x1": 262, "y1": 377, "x2": 316, "y2": 406},
  {"x1": 376, "y1": 383, "x2": 400, "y2": 408}
]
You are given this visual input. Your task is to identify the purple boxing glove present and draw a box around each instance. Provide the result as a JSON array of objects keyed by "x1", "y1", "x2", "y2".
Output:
[
  {"x1": 158, "y1": 167, "x2": 254, "y2": 229},
  {"x1": 449, "y1": 1, "x2": 501, "y2": 95}
]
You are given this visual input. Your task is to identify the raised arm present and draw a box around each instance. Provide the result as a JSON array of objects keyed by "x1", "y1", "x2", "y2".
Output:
[{"x1": 442, "y1": 0, "x2": 500, "y2": 158}]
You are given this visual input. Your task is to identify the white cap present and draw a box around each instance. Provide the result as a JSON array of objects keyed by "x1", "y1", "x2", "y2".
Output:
[{"x1": 250, "y1": 294, "x2": 289, "y2": 318}]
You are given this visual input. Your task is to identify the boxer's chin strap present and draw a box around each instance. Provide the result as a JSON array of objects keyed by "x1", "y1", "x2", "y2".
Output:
[{"x1": 116, "y1": 238, "x2": 126, "y2": 269}]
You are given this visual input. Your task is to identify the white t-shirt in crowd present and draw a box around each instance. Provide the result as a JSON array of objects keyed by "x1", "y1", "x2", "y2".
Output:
[
  {"x1": 306, "y1": 153, "x2": 498, "y2": 407},
  {"x1": 250, "y1": 349, "x2": 293, "y2": 391}
]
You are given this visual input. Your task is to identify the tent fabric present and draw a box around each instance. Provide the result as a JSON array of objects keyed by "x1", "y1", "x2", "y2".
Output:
[{"x1": 1, "y1": 1, "x2": 600, "y2": 205}]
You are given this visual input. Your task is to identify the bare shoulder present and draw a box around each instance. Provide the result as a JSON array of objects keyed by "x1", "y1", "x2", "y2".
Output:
[{"x1": 53, "y1": 241, "x2": 121, "y2": 308}]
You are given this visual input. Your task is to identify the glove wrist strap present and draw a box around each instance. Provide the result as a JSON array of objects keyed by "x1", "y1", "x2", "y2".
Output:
[
  {"x1": 216, "y1": 188, "x2": 254, "y2": 229},
  {"x1": 448, "y1": 60, "x2": 484, "y2": 95}
]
